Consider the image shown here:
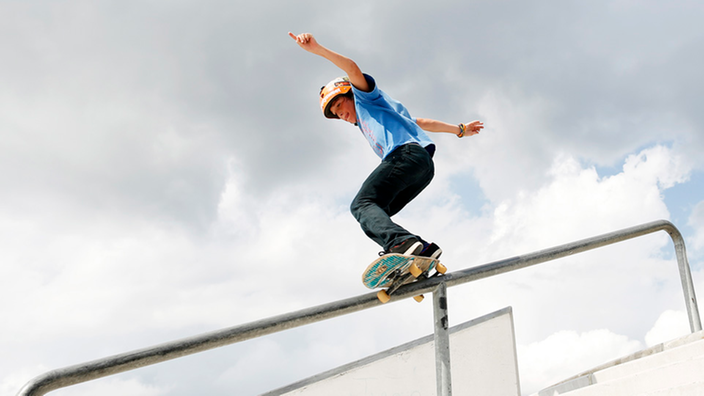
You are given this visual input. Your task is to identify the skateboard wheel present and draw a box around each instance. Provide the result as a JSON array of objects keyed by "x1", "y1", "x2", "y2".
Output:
[
  {"x1": 377, "y1": 290, "x2": 391, "y2": 304},
  {"x1": 413, "y1": 295, "x2": 425, "y2": 303},
  {"x1": 436, "y1": 263, "x2": 447, "y2": 274},
  {"x1": 409, "y1": 262, "x2": 422, "y2": 278}
]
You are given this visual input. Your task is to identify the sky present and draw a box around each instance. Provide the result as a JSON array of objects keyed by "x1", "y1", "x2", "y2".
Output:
[{"x1": 1, "y1": 0, "x2": 704, "y2": 395}]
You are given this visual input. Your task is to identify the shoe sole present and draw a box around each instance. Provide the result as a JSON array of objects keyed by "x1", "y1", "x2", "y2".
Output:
[
  {"x1": 401, "y1": 241, "x2": 423, "y2": 256},
  {"x1": 421, "y1": 243, "x2": 443, "y2": 260}
]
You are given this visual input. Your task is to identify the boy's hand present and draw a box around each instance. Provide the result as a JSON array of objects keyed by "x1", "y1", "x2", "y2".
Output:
[
  {"x1": 288, "y1": 32, "x2": 370, "y2": 92},
  {"x1": 288, "y1": 32, "x2": 322, "y2": 54},
  {"x1": 461, "y1": 120, "x2": 484, "y2": 137}
]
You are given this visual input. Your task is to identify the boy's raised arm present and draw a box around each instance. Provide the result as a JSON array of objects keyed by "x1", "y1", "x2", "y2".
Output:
[{"x1": 288, "y1": 32, "x2": 370, "y2": 92}]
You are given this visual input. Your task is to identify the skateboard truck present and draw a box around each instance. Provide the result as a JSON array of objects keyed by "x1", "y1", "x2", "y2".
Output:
[{"x1": 377, "y1": 260, "x2": 447, "y2": 303}]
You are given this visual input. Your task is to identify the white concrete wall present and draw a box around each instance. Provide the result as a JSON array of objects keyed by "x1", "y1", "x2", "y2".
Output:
[{"x1": 263, "y1": 307, "x2": 520, "y2": 396}]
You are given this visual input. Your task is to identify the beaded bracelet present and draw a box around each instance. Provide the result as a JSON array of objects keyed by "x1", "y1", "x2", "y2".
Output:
[{"x1": 458, "y1": 123, "x2": 466, "y2": 138}]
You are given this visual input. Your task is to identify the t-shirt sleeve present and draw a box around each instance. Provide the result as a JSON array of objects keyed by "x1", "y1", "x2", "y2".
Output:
[{"x1": 352, "y1": 74, "x2": 380, "y2": 103}]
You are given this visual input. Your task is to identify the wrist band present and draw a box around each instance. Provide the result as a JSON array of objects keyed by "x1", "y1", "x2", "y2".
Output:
[{"x1": 458, "y1": 123, "x2": 466, "y2": 138}]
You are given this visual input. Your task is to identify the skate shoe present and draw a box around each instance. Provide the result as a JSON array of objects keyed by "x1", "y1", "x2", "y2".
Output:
[
  {"x1": 386, "y1": 237, "x2": 423, "y2": 256},
  {"x1": 419, "y1": 242, "x2": 442, "y2": 260}
]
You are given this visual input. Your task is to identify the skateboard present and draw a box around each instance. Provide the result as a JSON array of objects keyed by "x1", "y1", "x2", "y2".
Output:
[{"x1": 362, "y1": 253, "x2": 447, "y2": 303}]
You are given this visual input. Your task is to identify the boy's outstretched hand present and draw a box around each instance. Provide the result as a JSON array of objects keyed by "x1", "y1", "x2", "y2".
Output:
[
  {"x1": 462, "y1": 120, "x2": 484, "y2": 137},
  {"x1": 287, "y1": 32, "x2": 370, "y2": 92},
  {"x1": 288, "y1": 32, "x2": 321, "y2": 54}
]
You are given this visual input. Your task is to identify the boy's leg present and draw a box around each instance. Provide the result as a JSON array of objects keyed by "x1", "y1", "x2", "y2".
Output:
[{"x1": 350, "y1": 144, "x2": 434, "y2": 252}]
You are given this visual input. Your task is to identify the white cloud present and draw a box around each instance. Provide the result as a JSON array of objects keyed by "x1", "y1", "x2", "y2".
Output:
[
  {"x1": 519, "y1": 308, "x2": 695, "y2": 394},
  {"x1": 479, "y1": 145, "x2": 686, "y2": 259},
  {"x1": 52, "y1": 378, "x2": 170, "y2": 396},
  {"x1": 436, "y1": 89, "x2": 558, "y2": 203},
  {"x1": 1, "y1": 366, "x2": 49, "y2": 396},
  {"x1": 644, "y1": 310, "x2": 691, "y2": 347},
  {"x1": 622, "y1": 146, "x2": 691, "y2": 190},
  {"x1": 3, "y1": 367, "x2": 169, "y2": 396},
  {"x1": 430, "y1": 145, "x2": 692, "y2": 356},
  {"x1": 688, "y1": 200, "x2": 704, "y2": 252},
  {"x1": 518, "y1": 329, "x2": 643, "y2": 394}
]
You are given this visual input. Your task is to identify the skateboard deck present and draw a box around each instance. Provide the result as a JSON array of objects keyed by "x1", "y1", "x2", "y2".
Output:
[{"x1": 362, "y1": 253, "x2": 447, "y2": 303}]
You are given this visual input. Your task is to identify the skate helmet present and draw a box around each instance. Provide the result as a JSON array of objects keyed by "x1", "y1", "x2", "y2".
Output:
[{"x1": 319, "y1": 76, "x2": 353, "y2": 119}]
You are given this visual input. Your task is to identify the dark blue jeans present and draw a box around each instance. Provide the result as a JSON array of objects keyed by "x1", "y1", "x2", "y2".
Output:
[{"x1": 350, "y1": 143, "x2": 435, "y2": 251}]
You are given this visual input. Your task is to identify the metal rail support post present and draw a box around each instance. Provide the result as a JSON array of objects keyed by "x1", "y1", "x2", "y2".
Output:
[
  {"x1": 434, "y1": 282, "x2": 452, "y2": 396},
  {"x1": 667, "y1": 225, "x2": 701, "y2": 333}
]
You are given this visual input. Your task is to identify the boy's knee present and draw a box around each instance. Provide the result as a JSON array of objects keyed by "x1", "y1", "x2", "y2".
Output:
[
  {"x1": 350, "y1": 198, "x2": 362, "y2": 217},
  {"x1": 350, "y1": 196, "x2": 372, "y2": 219}
]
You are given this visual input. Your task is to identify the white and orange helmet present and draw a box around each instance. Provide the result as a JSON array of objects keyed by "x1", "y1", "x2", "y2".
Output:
[{"x1": 319, "y1": 76, "x2": 353, "y2": 119}]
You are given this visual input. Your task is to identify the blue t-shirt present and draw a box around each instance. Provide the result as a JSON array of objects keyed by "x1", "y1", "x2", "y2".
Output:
[{"x1": 352, "y1": 74, "x2": 435, "y2": 159}]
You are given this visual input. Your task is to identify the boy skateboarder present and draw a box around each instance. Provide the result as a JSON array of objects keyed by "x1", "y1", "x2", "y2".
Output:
[{"x1": 289, "y1": 32, "x2": 484, "y2": 261}]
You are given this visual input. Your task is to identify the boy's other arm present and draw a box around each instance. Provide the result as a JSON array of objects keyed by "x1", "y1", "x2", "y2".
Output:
[
  {"x1": 288, "y1": 32, "x2": 370, "y2": 92},
  {"x1": 416, "y1": 118, "x2": 484, "y2": 137}
]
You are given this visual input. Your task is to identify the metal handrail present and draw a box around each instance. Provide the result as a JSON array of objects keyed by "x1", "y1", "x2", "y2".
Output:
[{"x1": 17, "y1": 219, "x2": 701, "y2": 396}]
